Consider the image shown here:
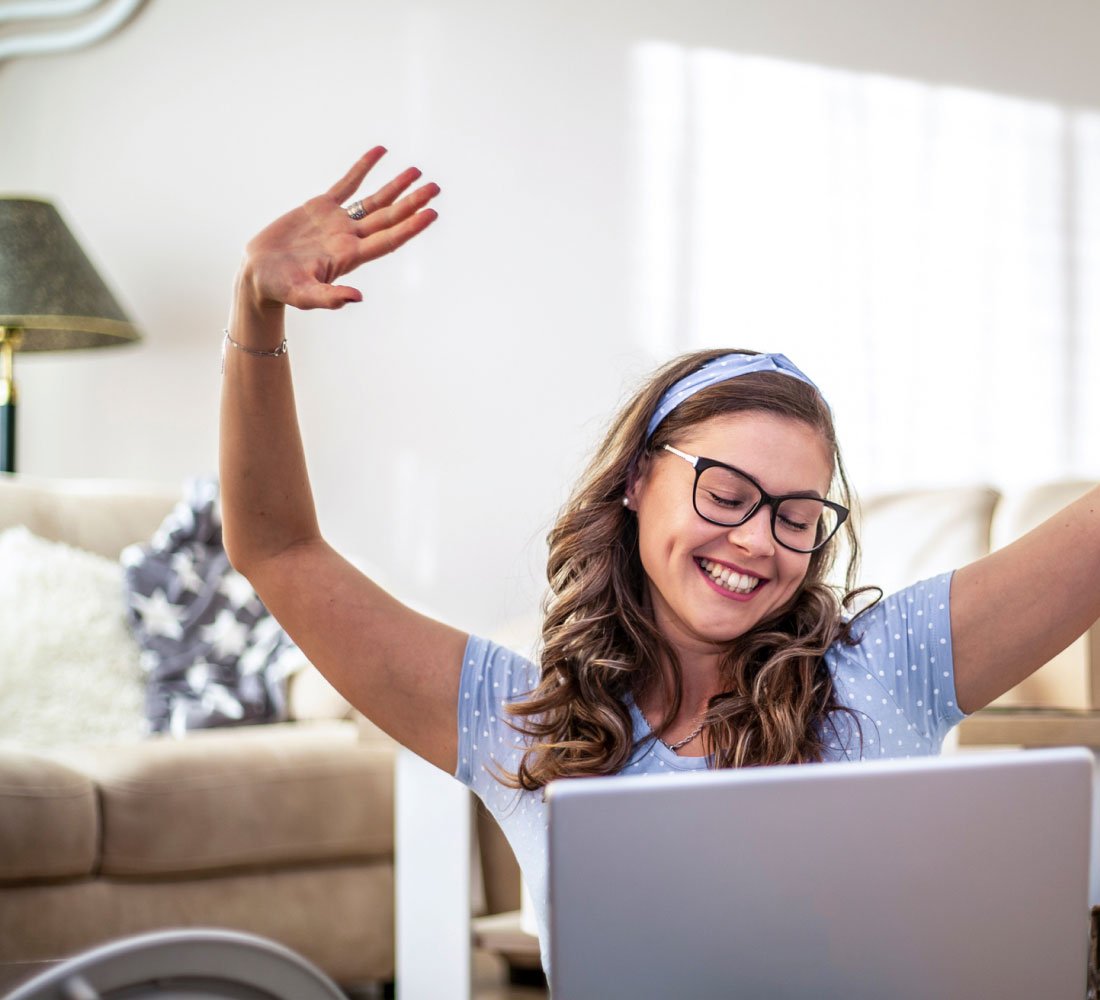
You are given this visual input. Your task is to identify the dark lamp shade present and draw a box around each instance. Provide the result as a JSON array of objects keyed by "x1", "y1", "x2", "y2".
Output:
[{"x1": 0, "y1": 197, "x2": 141, "y2": 351}]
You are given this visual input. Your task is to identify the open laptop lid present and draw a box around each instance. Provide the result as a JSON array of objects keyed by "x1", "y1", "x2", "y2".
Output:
[{"x1": 548, "y1": 748, "x2": 1093, "y2": 1000}]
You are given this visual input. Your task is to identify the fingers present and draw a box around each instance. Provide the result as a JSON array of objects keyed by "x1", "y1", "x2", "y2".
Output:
[
  {"x1": 324, "y1": 146, "x2": 437, "y2": 239},
  {"x1": 294, "y1": 281, "x2": 364, "y2": 311},
  {"x1": 289, "y1": 201, "x2": 436, "y2": 310},
  {"x1": 294, "y1": 148, "x2": 439, "y2": 306},
  {"x1": 326, "y1": 146, "x2": 388, "y2": 204},
  {"x1": 348, "y1": 166, "x2": 425, "y2": 226},
  {"x1": 353, "y1": 180, "x2": 441, "y2": 239},
  {"x1": 356, "y1": 206, "x2": 439, "y2": 264}
]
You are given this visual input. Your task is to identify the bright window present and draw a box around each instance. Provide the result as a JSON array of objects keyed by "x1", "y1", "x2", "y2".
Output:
[{"x1": 630, "y1": 43, "x2": 1100, "y2": 493}]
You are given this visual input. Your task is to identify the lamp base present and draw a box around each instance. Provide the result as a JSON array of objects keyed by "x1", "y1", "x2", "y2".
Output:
[
  {"x1": 0, "y1": 326, "x2": 18, "y2": 474},
  {"x1": 1, "y1": 399, "x2": 14, "y2": 474}
]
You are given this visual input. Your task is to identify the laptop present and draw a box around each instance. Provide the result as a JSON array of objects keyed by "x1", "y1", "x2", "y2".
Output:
[{"x1": 547, "y1": 747, "x2": 1093, "y2": 1000}]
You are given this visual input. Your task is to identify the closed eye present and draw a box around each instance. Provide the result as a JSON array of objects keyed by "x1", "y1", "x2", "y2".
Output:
[{"x1": 706, "y1": 491, "x2": 749, "y2": 509}]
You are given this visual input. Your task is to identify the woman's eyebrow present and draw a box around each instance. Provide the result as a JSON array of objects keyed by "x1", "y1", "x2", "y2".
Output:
[{"x1": 711, "y1": 457, "x2": 827, "y2": 500}]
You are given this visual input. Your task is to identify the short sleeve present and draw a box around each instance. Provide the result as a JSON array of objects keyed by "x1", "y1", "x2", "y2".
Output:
[
  {"x1": 455, "y1": 634, "x2": 540, "y2": 789},
  {"x1": 828, "y1": 572, "x2": 966, "y2": 757}
]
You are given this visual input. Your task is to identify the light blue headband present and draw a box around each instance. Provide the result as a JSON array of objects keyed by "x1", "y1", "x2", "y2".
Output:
[{"x1": 645, "y1": 352, "x2": 826, "y2": 440}]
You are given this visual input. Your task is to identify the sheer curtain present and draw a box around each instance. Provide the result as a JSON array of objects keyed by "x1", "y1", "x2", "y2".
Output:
[{"x1": 629, "y1": 42, "x2": 1100, "y2": 495}]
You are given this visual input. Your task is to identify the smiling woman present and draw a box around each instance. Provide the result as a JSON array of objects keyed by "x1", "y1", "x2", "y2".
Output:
[
  {"x1": 217, "y1": 148, "x2": 1100, "y2": 977},
  {"x1": 508, "y1": 351, "x2": 866, "y2": 790}
]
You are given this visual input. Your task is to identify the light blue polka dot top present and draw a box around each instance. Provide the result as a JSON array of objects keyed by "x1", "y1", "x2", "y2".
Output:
[{"x1": 455, "y1": 572, "x2": 965, "y2": 971}]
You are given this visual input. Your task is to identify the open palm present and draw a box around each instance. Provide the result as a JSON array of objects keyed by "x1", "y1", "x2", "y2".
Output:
[{"x1": 243, "y1": 146, "x2": 440, "y2": 311}]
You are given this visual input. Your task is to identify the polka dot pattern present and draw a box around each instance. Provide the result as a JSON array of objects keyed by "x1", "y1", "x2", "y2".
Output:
[{"x1": 454, "y1": 572, "x2": 963, "y2": 973}]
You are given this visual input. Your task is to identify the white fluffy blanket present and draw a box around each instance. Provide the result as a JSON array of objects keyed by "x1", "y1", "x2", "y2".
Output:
[{"x1": 0, "y1": 526, "x2": 146, "y2": 748}]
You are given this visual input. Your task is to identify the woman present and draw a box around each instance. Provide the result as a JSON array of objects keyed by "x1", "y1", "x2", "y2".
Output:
[{"x1": 220, "y1": 147, "x2": 1100, "y2": 963}]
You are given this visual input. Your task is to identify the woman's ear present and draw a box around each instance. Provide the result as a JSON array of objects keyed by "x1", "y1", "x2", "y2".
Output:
[{"x1": 624, "y1": 452, "x2": 651, "y2": 509}]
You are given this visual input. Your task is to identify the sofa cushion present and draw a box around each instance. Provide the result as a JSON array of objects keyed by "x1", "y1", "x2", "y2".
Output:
[
  {"x1": 990, "y1": 481, "x2": 1098, "y2": 545},
  {"x1": 121, "y1": 479, "x2": 307, "y2": 734},
  {"x1": 0, "y1": 473, "x2": 177, "y2": 560},
  {"x1": 0, "y1": 526, "x2": 146, "y2": 749},
  {"x1": 852, "y1": 486, "x2": 1000, "y2": 596},
  {"x1": 48, "y1": 721, "x2": 394, "y2": 878},
  {"x1": 0, "y1": 752, "x2": 97, "y2": 881},
  {"x1": 288, "y1": 663, "x2": 355, "y2": 723}
]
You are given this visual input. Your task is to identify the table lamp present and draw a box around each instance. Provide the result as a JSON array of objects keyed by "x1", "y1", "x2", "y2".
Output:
[{"x1": 0, "y1": 197, "x2": 142, "y2": 473}]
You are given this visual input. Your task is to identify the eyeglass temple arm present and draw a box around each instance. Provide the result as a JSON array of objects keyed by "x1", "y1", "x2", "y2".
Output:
[{"x1": 662, "y1": 444, "x2": 699, "y2": 467}]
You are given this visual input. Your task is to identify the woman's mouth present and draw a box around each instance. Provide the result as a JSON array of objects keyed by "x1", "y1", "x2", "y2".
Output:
[{"x1": 697, "y1": 557, "x2": 764, "y2": 596}]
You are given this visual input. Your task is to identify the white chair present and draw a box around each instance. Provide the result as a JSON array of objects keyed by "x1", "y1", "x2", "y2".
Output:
[{"x1": 4, "y1": 928, "x2": 346, "y2": 1000}]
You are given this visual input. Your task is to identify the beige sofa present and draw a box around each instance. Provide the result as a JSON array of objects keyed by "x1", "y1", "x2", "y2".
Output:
[{"x1": 0, "y1": 475, "x2": 398, "y2": 994}]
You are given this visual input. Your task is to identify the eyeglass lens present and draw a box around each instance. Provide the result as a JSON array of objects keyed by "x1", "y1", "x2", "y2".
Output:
[{"x1": 695, "y1": 465, "x2": 839, "y2": 552}]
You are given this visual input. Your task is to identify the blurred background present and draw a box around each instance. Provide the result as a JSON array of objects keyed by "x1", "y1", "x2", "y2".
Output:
[{"x1": 1, "y1": 0, "x2": 1098, "y2": 637}]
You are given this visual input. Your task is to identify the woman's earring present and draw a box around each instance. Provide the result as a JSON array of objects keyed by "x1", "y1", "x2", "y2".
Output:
[{"x1": 622, "y1": 496, "x2": 631, "y2": 508}]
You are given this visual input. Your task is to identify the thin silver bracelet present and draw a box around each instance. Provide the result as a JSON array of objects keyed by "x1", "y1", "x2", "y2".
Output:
[{"x1": 220, "y1": 329, "x2": 288, "y2": 373}]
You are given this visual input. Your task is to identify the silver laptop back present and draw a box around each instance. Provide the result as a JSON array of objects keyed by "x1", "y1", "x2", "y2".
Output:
[{"x1": 548, "y1": 748, "x2": 1092, "y2": 1000}]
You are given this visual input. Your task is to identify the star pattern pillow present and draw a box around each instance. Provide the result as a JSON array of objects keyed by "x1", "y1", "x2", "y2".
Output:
[{"x1": 122, "y1": 478, "x2": 307, "y2": 735}]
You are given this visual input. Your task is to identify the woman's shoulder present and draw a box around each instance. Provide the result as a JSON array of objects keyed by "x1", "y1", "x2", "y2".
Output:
[
  {"x1": 462, "y1": 634, "x2": 540, "y2": 694},
  {"x1": 825, "y1": 571, "x2": 962, "y2": 756},
  {"x1": 836, "y1": 571, "x2": 954, "y2": 646},
  {"x1": 826, "y1": 571, "x2": 955, "y2": 695},
  {"x1": 456, "y1": 634, "x2": 541, "y2": 788}
]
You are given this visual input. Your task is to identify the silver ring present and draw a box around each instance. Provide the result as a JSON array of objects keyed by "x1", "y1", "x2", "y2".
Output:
[{"x1": 345, "y1": 200, "x2": 367, "y2": 221}]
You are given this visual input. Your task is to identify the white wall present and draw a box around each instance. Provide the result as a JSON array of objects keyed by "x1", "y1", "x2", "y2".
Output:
[{"x1": 2, "y1": 0, "x2": 1099, "y2": 634}]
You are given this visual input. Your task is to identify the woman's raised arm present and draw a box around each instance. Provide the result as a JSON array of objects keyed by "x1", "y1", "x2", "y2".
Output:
[
  {"x1": 950, "y1": 485, "x2": 1100, "y2": 713},
  {"x1": 219, "y1": 148, "x2": 467, "y2": 773}
]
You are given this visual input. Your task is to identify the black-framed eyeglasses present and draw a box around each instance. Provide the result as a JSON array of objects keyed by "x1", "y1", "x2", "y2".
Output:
[{"x1": 662, "y1": 444, "x2": 849, "y2": 554}]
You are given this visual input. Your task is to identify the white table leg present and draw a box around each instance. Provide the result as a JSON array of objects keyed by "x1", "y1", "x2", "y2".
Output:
[{"x1": 395, "y1": 748, "x2": 473, "y2": 1000}]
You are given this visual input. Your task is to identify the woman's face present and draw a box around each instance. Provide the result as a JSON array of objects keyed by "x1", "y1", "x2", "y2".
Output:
[{"x1": 629, "y1": 411, "x2": 833, "y2": 659}]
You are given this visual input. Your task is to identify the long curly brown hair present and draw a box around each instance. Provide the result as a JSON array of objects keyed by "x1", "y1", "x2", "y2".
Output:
[{"x1": 504, "y1": 349, "x2": 871, "y2": 790}]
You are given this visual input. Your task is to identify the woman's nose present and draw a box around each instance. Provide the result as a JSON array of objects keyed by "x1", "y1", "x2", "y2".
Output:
[{"x1": 726, "y1": 504, "x2": 776, "y2": 555}]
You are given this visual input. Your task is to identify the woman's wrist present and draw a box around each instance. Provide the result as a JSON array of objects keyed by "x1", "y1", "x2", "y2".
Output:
[
  {"x1": 234, "y1": 257, "x2": 285, "y2": 313},
  {"x1": 230, "y1": 260, "x2": 287, "y2": 350}
]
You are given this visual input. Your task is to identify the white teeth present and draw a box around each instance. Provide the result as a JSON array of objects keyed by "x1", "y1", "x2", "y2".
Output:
[{"x1": 699, "y1": 559, "x2": 761, "y2": 594}]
